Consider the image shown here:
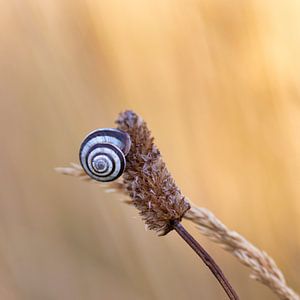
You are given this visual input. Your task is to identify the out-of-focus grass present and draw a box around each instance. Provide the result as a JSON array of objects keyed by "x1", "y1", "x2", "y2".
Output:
[{"x1": 0, "y1": 0, "x2": 299, "y2": 299}]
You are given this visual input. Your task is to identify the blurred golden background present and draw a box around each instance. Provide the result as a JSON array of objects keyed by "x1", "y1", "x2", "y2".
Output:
[{"x1": 0, "y1": 0, "x2": 299, "y2": 299}]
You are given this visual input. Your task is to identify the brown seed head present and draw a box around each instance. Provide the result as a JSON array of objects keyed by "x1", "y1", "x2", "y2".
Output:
[{"x1": 116, "y1": 110, "x2": 190, "y2": 235}]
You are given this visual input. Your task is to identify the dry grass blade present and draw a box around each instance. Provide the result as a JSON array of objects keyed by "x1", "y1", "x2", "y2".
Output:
[
  {"x1": 185, "y1": 206, "x2": 299, "y2": 300},
  {"x1": 56, "y1": 163, "x2": 299, "y2": 300},
  {"x1": 55, "y1": 164, "x2": 124, "y2": 193}
]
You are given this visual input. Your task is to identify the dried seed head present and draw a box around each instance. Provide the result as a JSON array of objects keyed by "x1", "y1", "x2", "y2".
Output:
[{"x1": 116, "y1": 110, "x2": 190, "y2": 235}]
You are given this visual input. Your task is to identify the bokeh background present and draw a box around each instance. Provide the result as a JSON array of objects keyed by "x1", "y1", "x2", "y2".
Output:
[{"x1": 0, "y1": 0, "x2": 300, "y2": 299}]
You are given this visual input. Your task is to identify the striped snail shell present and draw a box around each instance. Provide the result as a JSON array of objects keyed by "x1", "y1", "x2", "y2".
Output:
[{"x1": 79, "y1": 128, "x2": 131, "y2": 182}]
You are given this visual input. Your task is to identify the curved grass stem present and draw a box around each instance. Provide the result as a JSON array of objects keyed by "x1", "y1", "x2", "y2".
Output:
[{"x1": 173, "y1": 221, "x2": 239, "y2": 300}]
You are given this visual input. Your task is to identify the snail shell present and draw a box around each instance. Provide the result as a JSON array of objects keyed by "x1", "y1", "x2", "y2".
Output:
[{"x1": 79, "y1": 128, "x2": 131, "y2": 182}]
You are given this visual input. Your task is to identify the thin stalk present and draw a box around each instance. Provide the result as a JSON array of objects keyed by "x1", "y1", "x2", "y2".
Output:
[{"x1": 173, "y1": 221, "x2": 239, "y2": 300}]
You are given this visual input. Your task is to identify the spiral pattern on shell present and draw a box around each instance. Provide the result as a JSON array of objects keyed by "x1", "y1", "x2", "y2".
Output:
[{"x1": 79, "y1": 128, "x2": 131, "y2": 182}]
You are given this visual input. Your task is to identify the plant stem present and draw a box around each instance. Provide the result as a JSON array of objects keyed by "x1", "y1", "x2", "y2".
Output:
[{"x1": 173, "y1": 221, "x2": 239, "y2": 300}]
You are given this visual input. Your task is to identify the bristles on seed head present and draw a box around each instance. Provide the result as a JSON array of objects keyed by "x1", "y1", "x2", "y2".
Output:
[{"x1": 116, "y1": 110, "x2": 190, "y2": 235}]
